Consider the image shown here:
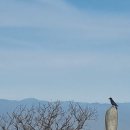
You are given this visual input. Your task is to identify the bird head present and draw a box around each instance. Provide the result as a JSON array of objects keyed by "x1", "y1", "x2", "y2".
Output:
[{"x1": 108, "y1": 97, "x2": 112, "y2": 100}]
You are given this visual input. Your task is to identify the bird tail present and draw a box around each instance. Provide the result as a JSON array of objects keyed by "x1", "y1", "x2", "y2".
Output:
[{"x1": 115, "y1": 106, "x2": 118, "y2": 109}]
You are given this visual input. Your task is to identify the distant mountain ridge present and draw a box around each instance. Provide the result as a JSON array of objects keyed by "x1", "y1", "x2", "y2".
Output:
[{"x1": 0, "y1": 98, "x2": 129, "y2": 130}]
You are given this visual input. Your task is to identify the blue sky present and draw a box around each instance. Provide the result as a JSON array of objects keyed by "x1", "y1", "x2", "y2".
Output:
[{"x1": 0, "y1": 0, "x2": 130, "y2": 103}]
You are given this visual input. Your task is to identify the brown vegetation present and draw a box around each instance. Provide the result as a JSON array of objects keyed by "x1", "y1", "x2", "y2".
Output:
[{"x1": 0, "y1": 102, "x2": 97, "y2": 130}]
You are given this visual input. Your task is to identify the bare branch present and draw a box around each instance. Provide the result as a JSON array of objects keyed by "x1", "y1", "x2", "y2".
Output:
[{"x1": 0, "y1": 101, "x2": 97, "y2": 130}]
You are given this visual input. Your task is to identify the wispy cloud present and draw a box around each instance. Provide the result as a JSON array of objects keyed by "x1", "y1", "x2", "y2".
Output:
[
  {"x1": 0, "y1": 50, "x2": 130, "y2": 72},
  {"x1": 0, "y1": 0, "x2": 130, "y2": 46},
  {"x1": 0, "y1": 0, "x2": 130, "y2": 102}
]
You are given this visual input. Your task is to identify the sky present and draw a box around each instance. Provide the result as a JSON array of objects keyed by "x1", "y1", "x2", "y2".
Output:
[{"x1": 0, "y1": 0, "x2": 130, "y2": 103}]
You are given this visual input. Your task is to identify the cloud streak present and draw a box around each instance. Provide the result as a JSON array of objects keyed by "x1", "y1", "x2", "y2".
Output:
[
  {"x1": 0, "y1": 0, "x2": 129, "y2": 45},
  {"x1": 0, "y1": 0, "x2": 130, "y2": 102},
  {"x1": 0, "y1": 50, "x2": 130, "y2": 72}
]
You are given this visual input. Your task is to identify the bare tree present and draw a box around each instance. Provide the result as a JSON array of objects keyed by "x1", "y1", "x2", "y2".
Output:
[{"x1": 0, "y1": 102, "x2": 97, "y2": 130}]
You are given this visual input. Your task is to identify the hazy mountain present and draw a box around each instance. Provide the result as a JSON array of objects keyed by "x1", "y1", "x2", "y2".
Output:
[{"x1": 0, "y1": 98, "x2": 129, "y2": 130}]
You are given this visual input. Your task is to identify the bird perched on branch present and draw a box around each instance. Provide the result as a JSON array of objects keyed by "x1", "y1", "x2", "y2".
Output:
[{"x1": 109, "y1": 97, "x2": 118, "y2": 109}]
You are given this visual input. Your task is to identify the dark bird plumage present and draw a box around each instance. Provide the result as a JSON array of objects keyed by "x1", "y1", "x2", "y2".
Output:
[{"x1": 109, "y1": 97, "x2": 118, "y2": 109}]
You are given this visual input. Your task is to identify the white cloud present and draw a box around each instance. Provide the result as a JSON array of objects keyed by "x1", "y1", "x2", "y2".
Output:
[
  {"x1": 0, "y1": 0, "x2": 130, "y2": 102},
  {"x1": 0, "y1": 50, "x2": 93, "y2": 69},
  {"x1": 0, "y1": 0, "x2": 130, "y2": 42},
  {"x1": 0, "y1": 50, "x2": 130, "y2": 72}
]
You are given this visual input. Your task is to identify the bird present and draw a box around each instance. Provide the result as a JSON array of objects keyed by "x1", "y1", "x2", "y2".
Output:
[{"x1": 109, "y1": 97, "x2": 118, "y2": 109}]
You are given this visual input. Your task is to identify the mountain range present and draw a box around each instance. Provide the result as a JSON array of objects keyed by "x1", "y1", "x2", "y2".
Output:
[{"x1": 0, "y1": 98, "x2": 129, "y2": 130}]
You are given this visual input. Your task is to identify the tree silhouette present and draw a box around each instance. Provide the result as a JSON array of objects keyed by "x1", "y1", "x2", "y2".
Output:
[{"x1": 0, "y1": 102, "x2": 97, "y2": 130}]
